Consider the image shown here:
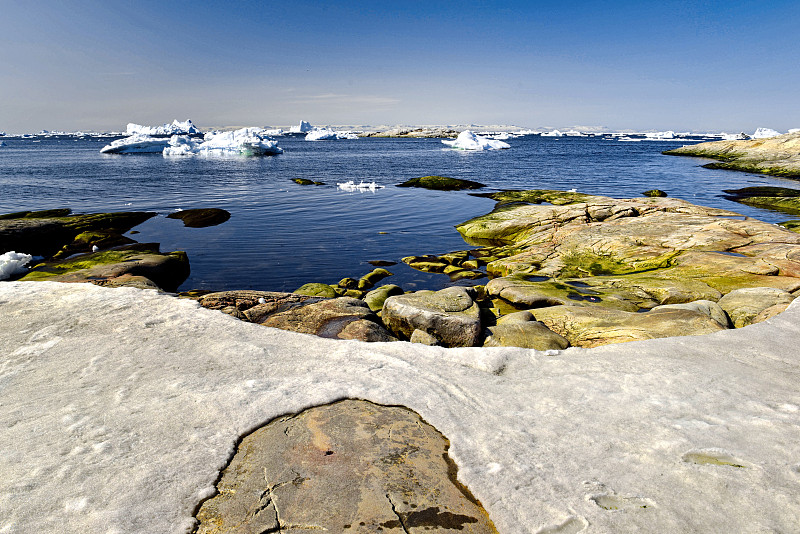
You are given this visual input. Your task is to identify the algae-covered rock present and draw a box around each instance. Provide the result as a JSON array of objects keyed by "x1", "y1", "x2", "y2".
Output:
[
  {"x1": 717, "y1": 287, "x2": 795, "y2": 328},
  {"x1": 294, "y1": 282, "x2": 337, "y2": 298},
  {"x1": 643, "y1": 189, "x2": 668, "y2": 197},
  {"x1": 780, "y1": 220, "x2": 800, "y2": 233},
  {"x1": 533, "y1": 305, "x2": 728, "y2": 348},
  {"x1": 51, "y1": 230, "x2": 136, "y2": 259},
  {"x1": 0, "y1": 209, "x2": 156, "y2": 258},
  {"x1": 483, "y1": 321, "x2": 569, "y2": 350},
  {"x1": 357, "y1": 267, "x2": 393, "y2": 290},
  {"x1": 194, "y1": 400, "x2": 497, "y2": 533},
  {"x1": 396, "y1": 175, "x2": 486, "y2": 191},
  {"x1": 20, "y1": 245, "x2": 190, "y2": 292},
  {"x1": 166, "y1": 208, "x2": 231, "y2": 228},
  {"x1": 721, "y1": 186, "x2": 800, "y2": 216},
  {"x1": 410, "y1": 329, "x2": 439, "y2": 345},
  {"x1": 382, "y1": 287, "x2": 482, "y2": 347},
  {"x1": 364, "y1": 284, "x2": 403, "y2": 312},
  {"x1": 292, "y1": 178, "x2": 325, "y2": 186}
]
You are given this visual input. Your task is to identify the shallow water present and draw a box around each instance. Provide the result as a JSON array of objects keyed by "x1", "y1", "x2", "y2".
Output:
[{"x1": 1, "y1": 134, "x2": 797, "y2": 292}]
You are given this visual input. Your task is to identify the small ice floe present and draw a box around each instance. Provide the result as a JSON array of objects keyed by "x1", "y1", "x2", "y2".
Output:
[
  {"x1": 100, "y1": 134, "x2": 171, "y2": 154},
  {"x1": 645, "y1": 130, "x2": 677, "y2": 140},
  {"x1": 305, "y1": 128, "x2": 358, "y2": 141},
  {"x1": 541, "y1": 129, "x2": 564, "y2": 137},
  {"x1": 442, "y1": 130, "x2": 510, "y2": 151},
  {"x1": 752, "y1": 127, "x2": 782, "y2": 139},
  {"x1": 567, "y1": 188, "x2": 578, "y2": 193},
  {"x1": 163, "y1": 128, "x2": 283, "y2": 157},
  {"x1": 337, "y1": 181, "x2": 384, "y2": 192},
  {"x1": 0, "y1": 251, "x2": 33, "y2": 280},
  {"x1": 721, "y1": 132, "x2": 751, "y2": 140}
]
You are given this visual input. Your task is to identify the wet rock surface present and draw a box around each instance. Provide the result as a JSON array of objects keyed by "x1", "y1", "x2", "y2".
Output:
[
  {"x1": 722, "y1": 186, "x2": 800, "y2": 216},
  {"x1": 194, "y1": 400, "x2": 496, "y2": 534},
  {"x1": 397, "y1": 175, "x2": 486, "y2": 191}
]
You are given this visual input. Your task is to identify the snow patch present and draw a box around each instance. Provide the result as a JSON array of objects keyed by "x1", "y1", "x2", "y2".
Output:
[{"x1": 0, "y1": 251, "x2": 33, "y2": 280}]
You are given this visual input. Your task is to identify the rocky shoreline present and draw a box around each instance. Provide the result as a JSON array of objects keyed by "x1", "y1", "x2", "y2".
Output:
[
  {"x1": 663, "y1": 131, "x2": 800, "y2": 178},
  {"x1": 5, "y1": 189, "x2": 800, "y2": 350}
]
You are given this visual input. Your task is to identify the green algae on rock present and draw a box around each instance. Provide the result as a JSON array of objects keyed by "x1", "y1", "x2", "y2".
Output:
[
  {"x1": 663, "y1": 131, "x2": 800, "y2": 178},
  {"x1": 294, "y1": 282, "x2": 338, "y2": 298},
  {"x1": 722, "y1": 186, "x2": 800, "y2": 216},
  {"x1": 292, "y1": 178, "x2": 325, "y2": 186},
  {"x1": 396, "y1": 175, "x2": 486, "y2": 191}
]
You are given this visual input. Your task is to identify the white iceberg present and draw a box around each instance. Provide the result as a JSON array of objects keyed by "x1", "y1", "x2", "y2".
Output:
[
  {"x1": 752, "y1": 127, "x2": 782, "y2": 139},
  {"x1": 441, "y1": 130, "x2": 510, "y2": 150},
  {"x1": 163, "y1": 128, "x2": 283, "y2": 157},
  {"x1": 100, "y1": 134, "x2": 171, "y2": 154},
  {"x1": 126, "y1": 119, "x2": 200, "y2": 137},
  {"x1": 304, "y1": 128, "x2": 357, "y2": 141},
  {"x1": 788, "y1": 128, "x2": 800, "y2": 134},
  {"x1": 337, "y1": 180, "x2": 384, "y2": 192},
  {"x1": 0, "y1": 251, "x2": 32, "y2": 280},
  {"x1": 541, "y1": 129, "x2": 564, "y2": 137},
  {"x1": 721, "y1": 132, "x2": 751, "y2": 141},
  {"x1": 645, "y1": 131, "x2": 676, "y2": 140},
  {"x1": 290, "y1": 120, "x2": 314, "y2": 133}
]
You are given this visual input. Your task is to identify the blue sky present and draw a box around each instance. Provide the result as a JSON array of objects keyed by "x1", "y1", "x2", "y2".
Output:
[{"x1": 1, "y1": 0, "x2": 798, "y2": 132}]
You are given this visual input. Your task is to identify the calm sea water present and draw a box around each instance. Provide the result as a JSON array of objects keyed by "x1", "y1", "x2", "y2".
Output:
[{"x1": 1, "y1": 134, "x2": 797, "y2": 292}]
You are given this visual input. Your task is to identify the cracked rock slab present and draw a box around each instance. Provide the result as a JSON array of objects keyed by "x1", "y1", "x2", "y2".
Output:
[{"x1": 195, "y1": 400, "x2": 496, "y2": 533}]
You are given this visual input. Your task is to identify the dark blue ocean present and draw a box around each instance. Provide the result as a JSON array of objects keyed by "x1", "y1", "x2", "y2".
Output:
[{"x1": 1, "y1": 134, "x2": 797, "y2": 292}]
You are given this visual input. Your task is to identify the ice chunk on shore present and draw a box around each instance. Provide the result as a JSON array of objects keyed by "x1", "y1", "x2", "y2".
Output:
[
  {"x1": 290, "y1": 120, "x2": 314, "y2": 133},
  {"x1": 126, "y1": 119, "x2": 200, "y2": 137},
  {"x1": 753, "y1": 127, "x2": 782, "y2": 139},
  {"x1": 442, "y1": 130, "x2": 510, "y2": 150},
  {"x1": 163, "y1": 128, "x2": 283, "y2": 157},
  {"x1": 337, "y1": 180, "x2": 384, "y2": 192},
  {"x1": 100, "y1": 134, "x2": 170, "y2": 154},
  {"x1": 0, "y1": 251, "x2": 32, "y2": 280}
]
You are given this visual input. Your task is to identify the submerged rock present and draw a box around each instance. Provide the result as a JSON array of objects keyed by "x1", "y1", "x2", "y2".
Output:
[
  {"x1": 166, "y1": 208, "x2": 231, "y2": 228},
  {"x1": 643, "y1": 189, "x2": 668, "y2": 197},
  {"x1": 382, "y1": 287, "x2": 482, "y2": 347},
  {"x1": 194, "y1": 400, "x2": 496, "y2": 533}
]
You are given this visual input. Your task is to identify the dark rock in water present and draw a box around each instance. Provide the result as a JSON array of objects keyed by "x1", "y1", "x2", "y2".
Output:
[
  {"x1": 194, "y1": 399, "x2": 497, "y2": 534},
  {"x1": 382, "y1": 287, "x2": 482, "y2": 347},
  {"x1": 0, "y1": 209, "x2": 156, "y2": 258},
  {"x1": 261, "y1": 297, "x2": 396, "y2": 342},
  {"x1": 397, "y1": 175, "x2": 486, "y2": 191},
  {"x1": 292, "y1": 178, "x2": 325, "y2": 186},
  {"x1": 21, "y1": 245, "x2": 190, "y2": 292},
  {"x1": 166, "y1": 208, "x2": 231, "y2": 228},
  {"x1": 367, "y1": 259, "x2": 397, "y2": 267},
  {"x1": 643, "y1": 189, "x2": 668, "y2": 197},
  {"x1": 337, "y1": 277, "x2": 359, "y2": 289}
]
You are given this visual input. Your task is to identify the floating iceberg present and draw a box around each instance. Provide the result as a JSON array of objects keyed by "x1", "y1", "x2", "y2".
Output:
[
  {"x1": 337, "y1": 180, "x2": 384, "y2": 192},
  {"x1": 789, "y1": 128, "x2": 800, "y2": 134},
  {"x1": 753, "y1": 127, "x2": 782, "y2": 139},
  {"x1": 0, "y1": 251, "x2": 32, "y2": 280},
  {"x1": 441, "y1": 130, "x2": 510, "y2": 150},
  {"x1": 163, "y1": 128, "x2": 283, "y2": 157},
  {"x1": 305, "y1": 128, "x2": 358, "y2": 141},
  {"x1": 290, "y1": 120, "x2": 314, "y2": 133},
  {"x1": 126, "y1": 119, "x2": 200, "y2": 137},
  {"x1": 721, "y1": 132, "x2": 751, "y2": 141},
  {"x1": 645, "y1": 131, "x2": 676, "y2": 140},
  {"x1": 541, "y1": 129, "x2": 564, "y2": 137},
  {"x1": 100, "y1": 134, "x2": 171, "y2": 154}
]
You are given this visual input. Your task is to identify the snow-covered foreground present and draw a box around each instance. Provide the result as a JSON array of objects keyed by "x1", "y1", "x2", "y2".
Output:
[{"x1": 1, "y1": 281, "x2": 799, "y2": 533}]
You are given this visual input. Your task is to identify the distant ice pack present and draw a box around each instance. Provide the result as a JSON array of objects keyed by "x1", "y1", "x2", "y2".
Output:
[
  {"x1": 305, "y1": 128, "x2": 358, "y2": 141},
  {"x1": 442, "y1": 130, "x2": 511, "y2": 150}
]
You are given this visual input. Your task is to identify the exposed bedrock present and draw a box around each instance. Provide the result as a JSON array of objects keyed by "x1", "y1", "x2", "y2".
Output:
[
  {"x1": 663, "y1": 131, "x2": 800, "y2": 178},
  {"x1": 194, "y1": 399, "x2": 497, "y2": 533}
]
